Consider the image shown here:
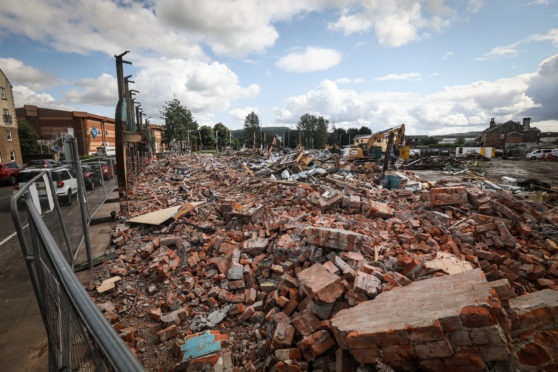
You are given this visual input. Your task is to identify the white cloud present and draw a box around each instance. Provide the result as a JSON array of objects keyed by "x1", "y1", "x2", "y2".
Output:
[
  {"x1": 335, "y1": 77, "x2": 365, "y2": 84},
  {"x1": 12, "y1": 85, "x2": 73, "y2": 110},
  {"x1": 0, "y1": 57, "x2": 62, "y2": 90},
  {"x1": 0, "y1": 0, "x2": 206, "y2": 60},
  {"x1": 276, "y1": 47, "x2": 341, "y2": 73},
  {"x1": 274, "y1": 54, "x2": 558, "y2": 134},
  {"x1": 133, "y1": 57, "x2": 260, "y2": 121},
  {"x1": 327, "y1": 0, "x2": 472, "y2": 47},
  {"x1": 64, "y1": 73, "x2": 117, "y2": 106},
  {"x1": 229, "y1": 107, "x2": 260, "y2": 122},
  {"x1": 443, "y1": 51, "x2": 454, "y2": 60},
  {"x1": 478, "y1": 28, "x2": 558, "y2": 61},
  {"x1": 467, "y1": 0, "x2": 485, "y2": 13},
  {"x1": 375, "y1": 72, "x2": 421, "y2": 81}
]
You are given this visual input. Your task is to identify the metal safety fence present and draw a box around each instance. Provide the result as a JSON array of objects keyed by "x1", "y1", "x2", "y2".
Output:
[{"x1": 10, "y1": 170, "x2": 144, "y2": 371}]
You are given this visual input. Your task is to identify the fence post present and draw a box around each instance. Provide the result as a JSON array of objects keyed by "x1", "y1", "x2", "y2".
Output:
[{"x1": 64, "y1": 135, "x2": 93, "y2": 269}]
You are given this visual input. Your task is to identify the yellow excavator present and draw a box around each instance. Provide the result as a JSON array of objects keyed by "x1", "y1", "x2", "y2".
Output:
[{"x1": 349, "y1": 124, "x2": 410, "y2": 161}]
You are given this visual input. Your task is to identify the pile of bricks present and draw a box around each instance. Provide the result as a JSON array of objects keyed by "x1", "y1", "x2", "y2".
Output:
[{"x1": 84, "y1": 154, "x2": 558, "y2": 371}]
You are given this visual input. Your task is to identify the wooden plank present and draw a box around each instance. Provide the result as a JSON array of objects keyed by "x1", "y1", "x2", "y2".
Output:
[
  {"x1": 128, "y1": 205, "x2": 181, "y2": 225},
  {"x1": 243, "y1": 164, "x2": 255, "y2": 177}
]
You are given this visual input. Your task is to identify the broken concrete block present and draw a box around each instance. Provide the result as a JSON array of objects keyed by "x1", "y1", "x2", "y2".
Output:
[
  {"x1": 297, "y1": 263, "x2": 345, "y2": 304},
  {"x1": 353, "y1": 271, "x2": 382, "y2": 297},
  {"x1": 242, "y1": 237, "x2": 268, "y2": 256}
]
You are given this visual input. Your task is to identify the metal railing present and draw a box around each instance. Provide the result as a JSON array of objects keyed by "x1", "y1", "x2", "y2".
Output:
[{"x1": 10, "y1": 170, "x2": 144, "y2": 371}]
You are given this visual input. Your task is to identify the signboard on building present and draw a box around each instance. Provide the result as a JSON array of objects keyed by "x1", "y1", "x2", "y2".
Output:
[{"x1": 91, "y1": 126, "x2": 98, "y2": 139}]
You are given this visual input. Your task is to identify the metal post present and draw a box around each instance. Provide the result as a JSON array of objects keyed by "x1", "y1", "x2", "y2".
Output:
[
  {"x1": 114, "y1": 51, "x2": 131, "y2": 217},
  {"x1": 66, "y1": 136, "x2": 93, "y2": 269}
]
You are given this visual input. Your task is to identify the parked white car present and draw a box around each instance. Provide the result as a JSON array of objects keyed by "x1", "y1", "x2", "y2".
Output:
[
  {"x1": 14, "y1": 167, "x2": 78, "y2": 205},
  {"x1": 525, "y1": 148, "x2": 558, "y2": 160}
]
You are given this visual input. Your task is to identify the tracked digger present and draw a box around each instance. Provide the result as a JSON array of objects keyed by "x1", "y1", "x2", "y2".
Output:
[{"x1": 349, "y1": 124, "x2": 410, "y2": 162}]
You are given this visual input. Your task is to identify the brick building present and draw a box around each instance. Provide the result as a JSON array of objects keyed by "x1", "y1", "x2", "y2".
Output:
[
  {"x1": 481, "y1": 117, "x2": 540, "y2": 148},
  {"x1": 150, "y1": 124, "x2": 164, "y2": 153},
  {"x1": 0, "y1": 69, "x2": 23, "y2": 163},
  {"x1": 16, "y1": 105, "x2": 115, "y2": 156}
]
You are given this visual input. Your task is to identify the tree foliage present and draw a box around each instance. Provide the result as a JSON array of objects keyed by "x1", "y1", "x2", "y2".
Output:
[
  {"x1": 18, "y1": 118, "x2": 39, "y2": 154},
  {"x1": 160, "y1": 99, "x2": 198, "y2": 149},
  {"x1": 296, "y1": 114, "x2": 329, "y2": 149},
  {"x1": 358, "y1": 126, "x2": 372, "y2": 135},
  {"x1": 199, "y1": 125, "x2": 215, "y2": 148},
  {"x1": 244, "y1": 112, "x2": 260, "y2": 146},
  {"x1": 419, "y1": 136, "x2": 439, "y2": 146},
  {"x1": 213, "y1": 122, "x2": 230, "y2": 149}
]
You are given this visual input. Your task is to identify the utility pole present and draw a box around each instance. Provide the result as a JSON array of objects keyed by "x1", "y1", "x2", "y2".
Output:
[{"x1": 115, "y1": 51, "x2": 131, "y2": 217}]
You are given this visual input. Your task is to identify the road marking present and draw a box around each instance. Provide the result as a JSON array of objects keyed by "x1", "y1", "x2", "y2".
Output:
[{"x1": 0, "y1": 224, "x2": 29, "y2": 247}]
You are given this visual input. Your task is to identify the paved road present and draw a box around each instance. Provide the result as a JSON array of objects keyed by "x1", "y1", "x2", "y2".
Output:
[{"x1": 0, "y1": 176, "x2": 117, "y2": 371}]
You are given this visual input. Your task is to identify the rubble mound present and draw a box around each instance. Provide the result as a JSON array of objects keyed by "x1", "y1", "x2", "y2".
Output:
[{"x1": 85, "y1": 154, "x2": 558, "y2": 371}]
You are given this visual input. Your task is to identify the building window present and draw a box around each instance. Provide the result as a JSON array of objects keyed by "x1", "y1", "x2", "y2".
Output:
[
  {"x1": 10, "y1": 151, "x2": 15, "y2": 162},
  {"x1": 6, "y1": 130, "x2": 11, "y2": 141},
  {"x1": 0, "y1": 87, "x2": 6, "y2": 99},
  {"x1": 2, "y1": 108, "x2": 12, "y2": 124},
  {"x1": 105, "y1": 130, "x2": 109, "y2": 136}
]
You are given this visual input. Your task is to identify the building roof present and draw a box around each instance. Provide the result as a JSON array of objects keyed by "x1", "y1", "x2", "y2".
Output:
[
  {"x1": 353, "y1": 134, "x2": 372, "y2": 139},
  {"x1": 0, "y1": 68, "x2": 13, "y2": 87}
]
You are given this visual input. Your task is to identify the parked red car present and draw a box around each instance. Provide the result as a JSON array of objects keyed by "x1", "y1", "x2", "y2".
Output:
[
  {"x1": 101, "y1": 160, "x2": 114, "y2": 180},
  {"x1": 0, "y1": 162, "x2": 23, "y2": 185}
]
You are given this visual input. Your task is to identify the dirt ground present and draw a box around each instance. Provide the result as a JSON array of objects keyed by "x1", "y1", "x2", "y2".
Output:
[
  {"x1": 485, "y1": 158, "x2": 558, "y2": 185},
  {"x1": 410, "y1": 158, "x2": 558, "y2": 186}
]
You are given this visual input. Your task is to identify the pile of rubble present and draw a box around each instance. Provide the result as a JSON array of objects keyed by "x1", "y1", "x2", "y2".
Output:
[{"x1": 85, "y1": 154, "x2": 558, "y2": 371}]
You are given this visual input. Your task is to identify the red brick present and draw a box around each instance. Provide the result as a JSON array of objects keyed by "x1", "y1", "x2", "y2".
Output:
[{"x1": 431, "y1": 186, "x2": 468, "y2": 206}]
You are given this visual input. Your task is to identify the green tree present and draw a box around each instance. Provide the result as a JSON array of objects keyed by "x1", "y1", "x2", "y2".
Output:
[
  {"x1": 297, "y1": 114, "x2": 317, "y2": 148},
  {"x1": 160, "y1": 99, "x2": 198, "y2": 151},
  {"x1": 358, "y1": 126, "x2": 372, "y2": 135},
  {"x1": 244, "y1": 112, "x2": 260, "y2": 146},
  {"x1": 17, "y1": 118, "x2": 39, "y2": 154},
  {"x1": 199, "y1": 126, "x2": 215, "y2": 148},
  {"x1": 213, "y1": 122, "x2": 230, "y2": 149},
  {"x1": 315, "y1": 116, "x2": 329, "y2": 149},
  {"x1": 420, "y1": 136, "x2": 439, "y2": 146},
  {"x1": 456, "y1": 136, "x2": 465, "y2": 146}
]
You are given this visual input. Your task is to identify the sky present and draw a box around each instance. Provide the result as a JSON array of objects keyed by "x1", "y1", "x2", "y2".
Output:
[{"x1": 0, "y1": 0, "x2": 557, "y2": 135}]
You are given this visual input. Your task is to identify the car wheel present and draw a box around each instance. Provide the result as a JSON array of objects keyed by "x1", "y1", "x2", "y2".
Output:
[
  {"x1": 9, "y1": 175, "x2": 16, "y2": 186},
  {"x1": 66, "y1": 190, "x2": 72, "y2": 206},
  {"x1": 530, "y1": 156, "x2": 536, "y2": 160}
]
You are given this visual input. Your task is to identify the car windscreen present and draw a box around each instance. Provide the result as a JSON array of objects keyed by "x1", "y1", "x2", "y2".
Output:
[{"x1": 17, "y1": 171, "x2": 62, "y2": 182}]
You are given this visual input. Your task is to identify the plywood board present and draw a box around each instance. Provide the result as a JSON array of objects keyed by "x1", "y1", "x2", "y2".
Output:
[{"x1": 128, "y1": 205, "x2": 181, "y2": 225}]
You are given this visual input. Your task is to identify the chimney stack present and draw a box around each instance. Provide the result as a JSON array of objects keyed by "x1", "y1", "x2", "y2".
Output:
[
  {"x1": 489, "y1": 118, "x2": 496, "y2": 129},
  {"x1": 522, "y1": 117, "x2": 531, "y2": 131}
]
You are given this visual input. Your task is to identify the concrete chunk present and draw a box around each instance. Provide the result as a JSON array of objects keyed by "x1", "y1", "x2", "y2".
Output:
[{"x1": 297, "y1": 263, "x2": 344, "y2": 304}]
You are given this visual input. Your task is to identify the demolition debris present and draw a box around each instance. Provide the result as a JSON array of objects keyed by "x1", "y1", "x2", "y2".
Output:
[{"x1": 83, "y1": 152, "x2": 558, "y2": 371}]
